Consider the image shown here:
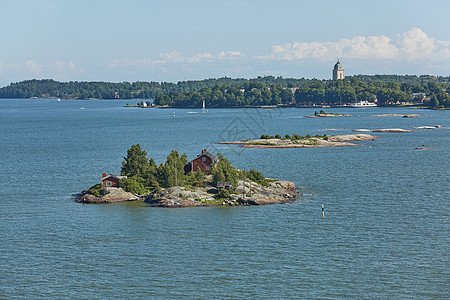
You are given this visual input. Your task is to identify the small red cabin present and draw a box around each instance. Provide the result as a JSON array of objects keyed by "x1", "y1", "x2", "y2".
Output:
[
  {"x1": 101, "y1": 173, "x2": 127, "y2": 188},
  {"x1": 184, "y1": 149, "x2": 219, "y2": 174}
]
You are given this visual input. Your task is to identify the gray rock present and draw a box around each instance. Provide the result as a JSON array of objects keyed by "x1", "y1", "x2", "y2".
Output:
[{"x1": 75, "y1": 187, "x2": 139, "y2": 204}]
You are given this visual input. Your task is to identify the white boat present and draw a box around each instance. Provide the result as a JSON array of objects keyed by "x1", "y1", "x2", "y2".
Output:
[
  {"x1": 350, "y1": 101, "x2": 377, "y2": 108},
  {"x1": 202, "y1": 99, "x2": 208, "y2": 112},
  {"x1": 56, "y1": 98, "x2": 61, "y2": 101}
]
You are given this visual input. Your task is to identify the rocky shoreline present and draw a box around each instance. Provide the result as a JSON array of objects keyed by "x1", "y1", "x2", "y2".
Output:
[
  {"x1": 145, "y1": 179, "x2": 297, "y2": 207},
  {"x1": 74, "y1": 187, "x2": 141, "y2": 204},
  {"x1": 74, "y1": 180, "x2": 298, "y2": 207},
  {"x1": 220, "y1": 134, "x2": 377, "y2": 148}
]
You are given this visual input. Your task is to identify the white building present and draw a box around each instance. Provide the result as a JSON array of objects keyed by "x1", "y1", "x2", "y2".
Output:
[{"x1": 332, "y1": 60, "x2": 344, "y2": 80}]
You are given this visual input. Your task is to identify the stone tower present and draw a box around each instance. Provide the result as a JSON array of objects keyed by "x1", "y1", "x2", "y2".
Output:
[{"x1": 332, "y1": 60, "x2": 344, "y2": 80}]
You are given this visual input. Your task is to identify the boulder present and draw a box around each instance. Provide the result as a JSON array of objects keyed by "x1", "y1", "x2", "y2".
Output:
[
  {"x1": 145, "y1": 192, "x2": 206, "y2": 207},
  {"x1": 75, "y1": 187, "x2": 139, "y2": 204},
  {"x1": 269, "y1": 180, "x2": 296, "y2": 190}
]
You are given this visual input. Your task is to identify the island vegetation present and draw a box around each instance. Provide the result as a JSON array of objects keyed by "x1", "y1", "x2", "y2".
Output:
[
  {"x1": 1, "y1": 75, "x2": 449, "y2": 108},
  {"x1": 221, "y1": 133, "x2": 377, "y2": 148},
  {"x1": 305, "y1": 110, "x2": 353, "y2": 117},
  {"x1": 75, "y1": 144, "x2": 297, "y2": 206}
]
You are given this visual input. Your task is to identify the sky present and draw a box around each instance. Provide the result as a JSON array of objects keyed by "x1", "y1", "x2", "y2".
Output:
[{"x1": 0, "y1": 0, "x2": 449, "y2": 87}]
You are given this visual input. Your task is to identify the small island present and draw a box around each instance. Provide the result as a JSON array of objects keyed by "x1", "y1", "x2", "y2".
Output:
[
  {"x1": 305, "y1": 110, "x2": 353, "y2": 118},
  {"x1": 74, "y1": 145, "x2": 298, "y2": 207},
  {"x1": 220, "y1": 133, "x2": 377, "y2": 148},
  {"x1": 371, "y1": 114, "x2": 423, "y2": 118}
]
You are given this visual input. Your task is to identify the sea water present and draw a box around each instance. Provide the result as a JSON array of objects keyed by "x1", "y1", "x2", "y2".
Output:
[{"x1": 0, "y1": 99, "x2": 449, "y2": 298}]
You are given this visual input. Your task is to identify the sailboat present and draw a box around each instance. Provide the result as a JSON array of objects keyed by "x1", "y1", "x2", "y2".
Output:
[{"x1": 202, "y1": 99, "x2": 208, "y2": 112}]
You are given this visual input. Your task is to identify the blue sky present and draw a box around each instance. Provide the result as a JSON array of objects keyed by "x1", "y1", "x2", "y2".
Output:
[{"x1": 0, "y1": 0, "x2": 449, "y2": 86}]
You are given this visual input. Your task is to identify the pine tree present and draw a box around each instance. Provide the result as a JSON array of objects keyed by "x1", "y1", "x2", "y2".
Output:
[{"x1": 121, "y1": 144, "x2": 150, "y2": 178}]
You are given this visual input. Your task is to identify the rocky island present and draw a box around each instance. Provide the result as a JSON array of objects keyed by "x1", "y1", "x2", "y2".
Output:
[
  {"x1": 371, "y1": 114, "x2": 423, "y2": 118},
  {"x1": 305, "y1": 110, "x2": 353, "y2": 118},
  {"x1": 221, "y1": 133, "x2": 377, "y2": 148},
  {"x1": 74, "y1": 145, "x2": 298, "y2": 207}
]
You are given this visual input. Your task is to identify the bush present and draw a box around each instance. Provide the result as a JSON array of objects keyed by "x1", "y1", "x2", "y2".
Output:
[
  {"x1": 87, "y1": 184, "x2": 103, "y2": 196},
  {"x1": 274, "y1": 134, "x2": 282, "y2": 139},
  {"x1": 216, "y1": 189, "x2": 230, "y2": 199},
  {"x1": 246, "y1": 169, "x2": 268, "y2": 186},
  {"x1": 120, "y1": 176, "x2": 148, "y2": 195},
  {"x1": 212, "y1": 153, "x2": 239, "y2": 187},
  {"x1": 186, "y1": 169, "x2": 205, "y2": 187}
]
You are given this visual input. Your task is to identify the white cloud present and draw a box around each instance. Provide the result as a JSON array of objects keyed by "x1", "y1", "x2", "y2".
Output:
[
  {"x1": 26, "y1": 60, "x2": 43, "y2": 74},
  {"x1": 160, "y1": 51, "x2": 184, "y2": 62},
  {"x1": 257, "y1": 28, "x2": 450, "y2": 61},
  {"x1": 49, "y1": 61, "x2": 79, "y2": 73},
  {"x1": 187, "y1": 52, "x2": 214, "y2": 63},
  {"x1": 109, "y1": 50, "x2": 245, "y2": 68},
  {"x1": 217, "y1": 51, "x2": 244, "y2": 60},
  {"x1": 0, "y1": 60, "x2": 81, "y2": 77}
]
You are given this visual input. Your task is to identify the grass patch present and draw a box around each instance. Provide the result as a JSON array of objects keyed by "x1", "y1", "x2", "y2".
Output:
[{"x1": 87, "y1": 184, "x2": 103, "y2": 196}]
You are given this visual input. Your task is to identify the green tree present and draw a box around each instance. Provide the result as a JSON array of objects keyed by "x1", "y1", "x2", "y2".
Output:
[
  {"x1": 211, "y1": 153, "x2": 239, "y2": 187},
  {"x1": 121, "y1": 144, "x2": 150, "y2": 178},
  {"x1": 246, "y1": 169, "x2": 268, "y2": 186},
  {"x1": 157, "y1": 150, "x2": 188, "y2": 188},
  {"x1": 120, "y1": 176, "x2": 147, "y2": 195},
  {"x1": 216, "y1": 189, "x2": 230, "y2": 199},
  {"x1": 429, "y1": 94, "x2": 439, "y2": 108}
]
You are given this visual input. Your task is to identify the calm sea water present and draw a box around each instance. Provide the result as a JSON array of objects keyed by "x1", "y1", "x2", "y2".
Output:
[{"x1": 0, "y1": 98, "x2": 449, "y2": 299}]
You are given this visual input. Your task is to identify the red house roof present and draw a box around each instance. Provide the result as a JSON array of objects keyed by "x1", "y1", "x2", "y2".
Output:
[{"x1": 184, "y1": 149, "x2": 219, "y2": 174}]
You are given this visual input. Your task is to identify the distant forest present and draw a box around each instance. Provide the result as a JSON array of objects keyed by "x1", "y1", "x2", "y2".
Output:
[{"x1": 0, "y1": 75, "x2": 449, "y2": 108}]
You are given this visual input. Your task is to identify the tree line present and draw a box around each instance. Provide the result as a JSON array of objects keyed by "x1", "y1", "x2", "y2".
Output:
[
  {"x1": 118, "y1": 144, "x2": 243, "y2": 195},
  {"x1": 155, "y1": 79, "x2": 450, "y2": 108},
  {"x1": 154, "y1": 82, "x2": 294, "y2": 107},
  {"x1": 1, "y1": 76, "x2": 449, "y2": 108},
  {"x1": 0, "y1": 77, "x2": 308, "y2": 99}
]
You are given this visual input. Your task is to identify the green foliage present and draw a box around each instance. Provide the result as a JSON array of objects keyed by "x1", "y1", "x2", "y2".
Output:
[
  {"x1": 430, "y1": 95, "x2": 439, "y2": 108},
  {"x1": 120, "y1": 176, "x2": 147, "y2": 195},
  {"x1": 216, "y1": 189, "x2": 230, "y2": 199},
  {"x1": 246, "y1": 169, "x2": 268, "y2": 186},
  {"x1": 157, "y1": 150, "x2": 188, "y2": 188},
  {"x1": 2, "y1": 76, "x2": 449, "y2": 109},
  {"x1": 257, "y1": 133, "x2": 328, "y2": 141},
  {"x1": 260, "y1": 134, "x2": 275, "y2": 139},
  {"x1": 96, "y1": 144, "x2": 271, "y2": 197},
  {"x1": 121, "y1": 144, "x2": 151, "y2": 178},
  {"x1": 185, "y1": 169, "x2": 205, "y2": 187},
  {"x1": 211, "y1": 154, "x2": 239, "y2": 187},
  {"x1": 87, "y1": 184, "x2": 103, "y2": 196}
]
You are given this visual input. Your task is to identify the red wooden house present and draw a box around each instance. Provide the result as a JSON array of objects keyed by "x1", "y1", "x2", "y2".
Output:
[
  {"x1": 184, "y1": 149, "x2": 219, "y2": 174},
  {"x1": 101, "y1": 173, "x2": 127, "y2": 188}
]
